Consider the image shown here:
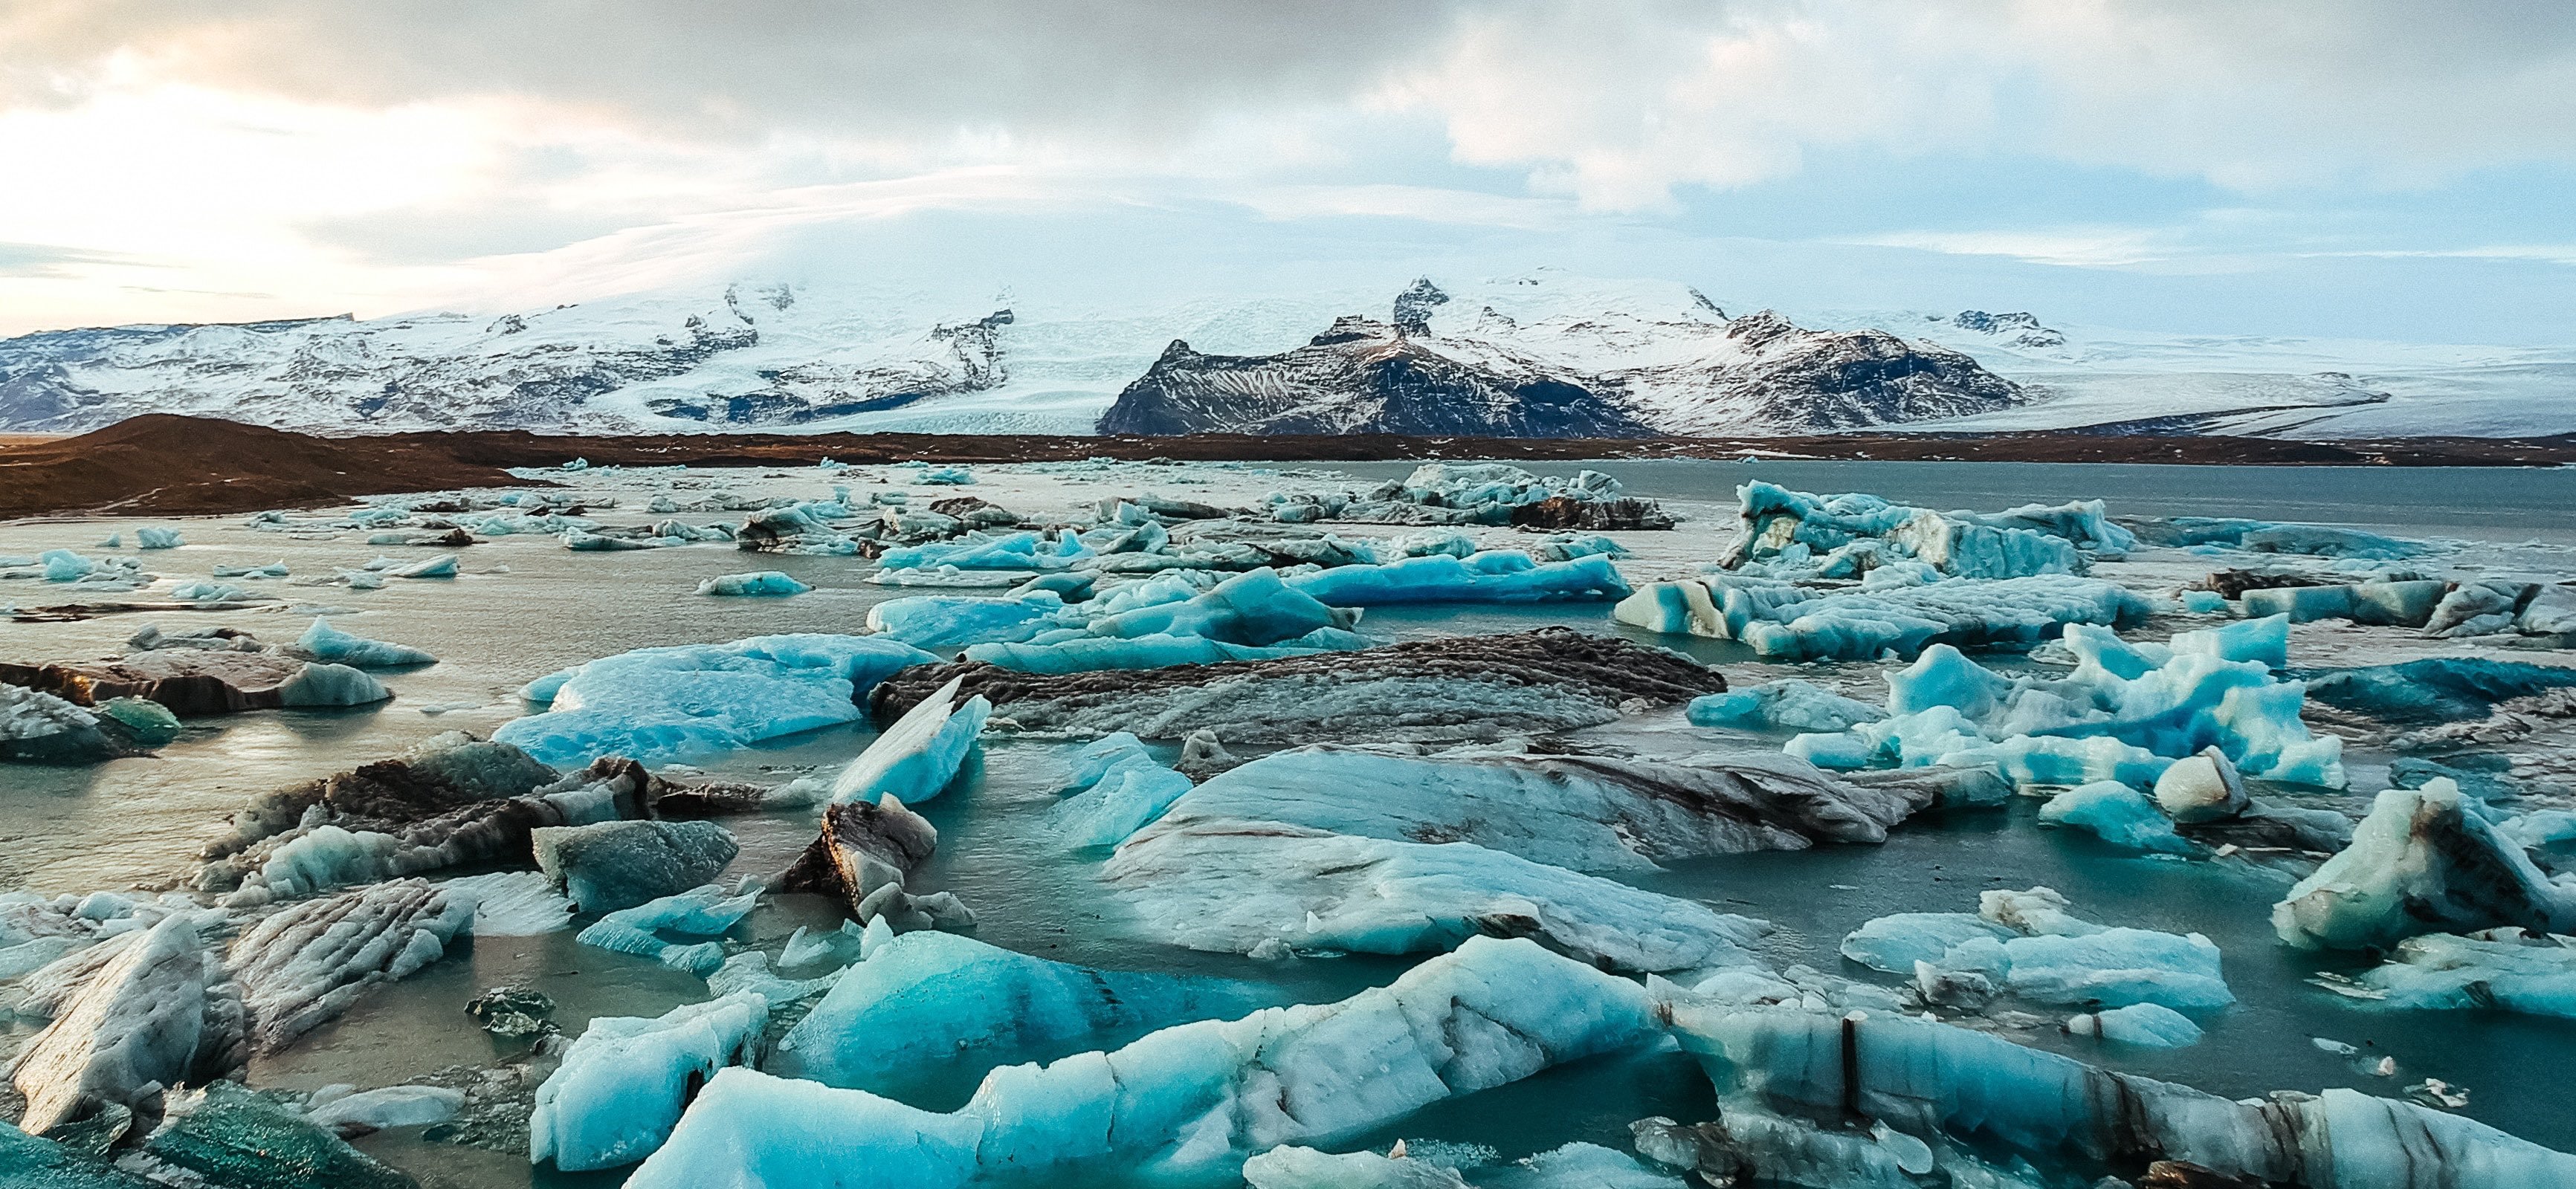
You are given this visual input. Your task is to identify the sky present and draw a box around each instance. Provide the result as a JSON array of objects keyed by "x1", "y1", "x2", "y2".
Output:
[{"x1": 2, "y1": 0, "x2": 2573, "y2": 343}]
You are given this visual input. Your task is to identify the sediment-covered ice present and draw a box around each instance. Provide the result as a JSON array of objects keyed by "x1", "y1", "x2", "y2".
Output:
[
  {"x1": 775, "y1": 930, "x2": 1257, "y2": 1092},
  {"x1": 8, "y1": 914, "x2": 242, "y2": 1135},
  {"x1": 494, "y1": 634, "x2": 935, "y2": 768},
  {"x1": 1659, "y1": 994, "x2": 2575, "y2": 1188},
  {"x1": 229, "y1": 878, "x2": 475, "y2": 1052},
  {"x1": 629, "y1": 936, "x2": 1659, "y2": 1188},
  {"x1": 436, "y1": 870, "x2": 575, "y2": 936},
  {"x1": 1104, "y1": 822, "x2": 1768, "y2": 972},
  {"x1": 1149, "y1": 745, "x2": 1931, "y2": 872},
  {"x1": 1841, "y1": 887, "x2": 2233, "y2": 1011},
  {"x1": 535, "y1": 820, "x2": 740, "y2": 913},
  {"x1": 2273, "y1": 779, "x2": 2576, "y2": 950},
  {"x1": 530, "y1": 992, "x2": 768, "y2": 1171}
]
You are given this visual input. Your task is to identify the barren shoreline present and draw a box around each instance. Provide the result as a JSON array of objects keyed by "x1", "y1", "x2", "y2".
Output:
[{"x1": 2, "y1": 413, "x2": 2570, "y2": 521}]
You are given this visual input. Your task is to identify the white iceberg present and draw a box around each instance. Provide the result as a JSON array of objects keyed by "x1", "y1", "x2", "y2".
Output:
[{"x1": 494, "y1": 634, "x2": 935, "y2": 768}]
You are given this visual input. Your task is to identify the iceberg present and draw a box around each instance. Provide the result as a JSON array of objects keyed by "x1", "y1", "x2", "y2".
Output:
[
  {"x1": 629, "y1": 937, "x2": 1659, "y2": 1188},
  {"x1": 2126, "y1": 516, "x2": 2430, "y2": 560},
  {"x1": 2067, "y1": 1001, "x2": 2204, "y2": 1048},
  {"x1": 1687, "y1": 680, "x2": 1885, "y2": 733},
  {"x1": 963, "y1": 629, "x2": 1367, "y2": 675},
  {"x1": 575, "y1": 883, "x2": 760, "y2": 976},
  {"x1": 437, "y1": 870, "x2": 575, "y2": 936},
  {"x1": 494, "y1": 634, "x2": 936, "y2": 768},
  {"x1": 1088, "y1": 567, "x2": 1356, "y2": 645},
  {"x1": 1618, "y1": 573, "x2": 2149, "y2": 661},
  {"x1": 530, "y1": 993, "x2": 767, "y2": 1171},
  {"x1": 292, "y1": 618, "x2": 436, "y2": 668},
  {"x1": 2273, "y1": 779, "x2": 2576, "y2": 950},
  {"x1": 135, "y1": 527, "x2": 182, "y2": 549},
  {"x1": 824, "y1": 674, "x2": 990, "y2": 806},
  {"x1": 8, "y1": 914, "x2": 239, "y2": 1135},
  {"x1": 534, "y1": 820, "x2": 740, "y2": 913},
  {"x1": 1286, "y1": 553, "x2": 1630, "y2": 605},
  {"x1": 1715, "y1": 482, "x2": 2111, "y2": 580},
  {"x1": 1105, "y1": 822, "x2": 1769, "y2": 972},
  {"x1": 2305, "y1": 657, "x2": 2576, "y2": 725},
  {"x1": 1150, "y1": 745, "x2": 1931, "y2": 873},
  {"x1": 694, "y1": 570, "x2": 812, "y2": 597},
  {"x1": 774, "y1": 930, "x2": 1258, "y2": 1092},
  {"x1": 867, "y1": 592, "x2": 1069, "y2": 650},
  {"x1": 1242, "y1": 1146, "x2": 1472, "y2": 1188},
  {"x1": 2326, "y1": 932, "x2": 2576, "y2": 1019},
  {"x1": 384, "y1": 554, "x2": 456, "y2": 578},
  {"x1": 144, "y1": 1079, "x2": 416, "y2": 1189},
  {"x1": 306, "y1": 1084, "x2": 465, "y2": 1133},
  {"x1": 229, "y1": 878, "x2": 475, "y2": 1053},
  {"x1": 1052, "y1": 748, "x2": 1195, "y2": 849},
  {"x1": 2037, "y1": 781, "x2": 2196, "y2": 854},
  {"x1": 1786, "y1": 628, "x2": 2345, "y2": 788},
  {"x1": 1840, "y1": 887, "x2": 2232, "y2": 1012},
  {"x1": 879, "y1": 529, "x2": 1079, "y2": 572}
]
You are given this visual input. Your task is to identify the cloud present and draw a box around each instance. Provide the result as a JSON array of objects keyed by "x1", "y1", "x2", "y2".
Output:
[{"x1": 1843, "y1": 227, "x2": 2178, "y2": 270}]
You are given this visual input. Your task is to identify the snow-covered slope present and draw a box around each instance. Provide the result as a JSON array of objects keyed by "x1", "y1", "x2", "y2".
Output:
[
  {"x1": 1, "y1": 271, "x2": 2564, "y2": 438},
  {"x1": 1100, "y1": 273, "x2": 2027, "y2": 436},
  {"x1": 1831, "y1": 309, "x2": 2576, "y2": 438}
]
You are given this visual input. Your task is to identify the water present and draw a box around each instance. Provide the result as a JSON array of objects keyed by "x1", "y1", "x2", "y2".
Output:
[{"x1": 3, "y1": 458, "x2": 2574, "y2": 1185}]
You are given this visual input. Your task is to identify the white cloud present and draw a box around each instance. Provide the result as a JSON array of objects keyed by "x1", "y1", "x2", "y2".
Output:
[{"x1": 1842, "y1": 227, "x2": 2177, "y2": 270}]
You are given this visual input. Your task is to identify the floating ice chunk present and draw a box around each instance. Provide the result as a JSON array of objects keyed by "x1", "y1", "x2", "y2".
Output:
[
  {"x1": 2038, "y1": 781, "x2": 2195, "y2": 854},
  {"x1": 147, "y1": 1079, "x2": 416, "y2": 1189},
  {"x1": 2180, "y1": 589, "x2": 2230, "y2": 614},
  {"x1": 881, "y1": 529, "x2": 1076, "y2": 573},
  {"x1": 867, "y1": 592, "x2": 1068, "y2": 649},
  {"x1": 2273, "y1": 780, "x2": 2576, "y2": 951},
  {"x1": 273, "y1": 661, "x2": 392, "y2": 707},
  {"x1": 2152, "y1": 747, "x2": 2249, "y2": 823},
  {"x1": 1662, "y1": 997, "x2": 2575, "y2": 1188},
  {"x1": 1286, "y1": 554, "x2": 1629, "y2": 605},
  {"x1": 230, "y1": 878, "x2": 475, "y2": 1052},
  {"x1": 2305, "y1": 657, "x2": 2576, "y2": 725},
  {"x1": 384, "y1": 554, "x2": 456, "y2": 579},
  {"x1": 1243, "y1": 1146, "x2": 1470, "y2": 1188},
  {"x1": 913, "y1": 465, "x2": 975, "y2": 485},
  {"x1": 2328, "y1": 932, "x2": 2576, "y2": 1018},
  {"x1": 964, "y1": 629, "x2": 1366, "y2": 675},
  {"x1": 9, "y1": 914, "x2": 236, "y2": 1135},
  {"x1": 438, "y1": 871, "x2": 575, "y2": 936},
  {"x1": 827, "y1": 675, "x2": 990, "y2": 806},
  {"x1": 1688, "y1": 680, "x2": 1885, "y2": 733},
  {"x1": 535, "y1": 820, "x2": 740, "y2": 913},
  {"x1": 531, "y1": 992, "x2": 768, "y2": 1171},
  {"x1": 2130, "y1": 516, "x2": 2430, "y2": 560},
  {"x1": 1052, "y1": 752, "x2": 1195, "y2": 848},
  {"x1": 1843, "y1": 889, "x2": 2230, "y2": 1011},
  {"x1": 136, "y1": 528, "x2": 182, "y2": 549},
  {"x1": 167, "y1": 580, "x2": 253, "y2": 603},
  {"x1": 294, "y1": 618, "x2": 436, "y2": 668},
  {"x1": 779, "y1": 920, "x2": 869, "y2": 970},
  {"x1": 576, "y1": 884, "x2": 760, "y2": 976},
  {"x1": 631, "y1": 937, "x2": 1658, "y2": 1188},
  {"x1": 1090, "y1": 568, "x2": 1355, "y2": 645},
  {"x1": 1155, "y1": 745, "x2": 1928, "y2": 873},
  {"x1": 2170, "y1": 612, "x2": 2290, "y2": 670},
  {"x1": 496, "y1": 634, "x2": 934, "y2": 768},
  {"x1": 2500, "y1": 809, "x2": 2576, "y2": 851},
  {"x1": 695, "y1": 571, "x2": 811, "y2": 597},
  {"x1": 1486, "y1": 1141, "x2": 1686, "y2": 1188},
  {"x1": 775, "y1": 930, "x2": 1257, "y2": 1092},
  {"x1": 1838, "y1": 913, "x2": 2015, "y2": 973},
  {"x1": 306, "y1": 1084, "x2": 465, "y2": 1133},
  {"x1": 1105, "y1": 823, "x2": 1768, "y2": 971}
]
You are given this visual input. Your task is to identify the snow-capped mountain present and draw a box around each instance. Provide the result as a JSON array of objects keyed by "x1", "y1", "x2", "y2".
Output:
[
  {"x1": 1100, "y1": 273, "x2": 2027, "y2": 436},
  {"x1": 1, "y1": 268, "x2": 2566, "y2": 439}
]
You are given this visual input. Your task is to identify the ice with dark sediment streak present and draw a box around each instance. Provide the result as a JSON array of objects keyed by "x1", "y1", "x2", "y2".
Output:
[
  {"x1": 872, "y1": 627, "x2": 1726, "y2": 744},
  {"x1": 1103, "y1": 820, "x2": 1769, "y2": 972},
  {"x1": 1784, "y1": 622, "x2": 2345, "y2": 788},
  {"x1": 229, "y1": 878, "x2": 477, "y2": 1053},
  {"x1": 529, "y1": 992, "x2": 767, "y2": 1172},
  {"x1": 2273, "y1": 778, "x2": 2576, "y2": 951},
  {"x1": 1655, "y1": 989, "x2": 2576, "y2": 1188},
  {"x1": 772, "y1": 930, "x2": 1261, "y2": 1092},
  {"x1": 1714, "y1": 480, "x2": 2120, "y2": 580},
  {"x1": 1148, "y1": 744, "x2": 1931, "y2": 873},
  {"x1": 494, "y1": 634, "x2": 935, "y2": 768},
  {"x1": 9, "y1": 913, "x2": 244, "y2": 1135},
  {"x1": 1840, "y1": 887, "x2": 2233, "y2": 1011},
  {"x1": 627, "y1": 937, "x2": 1659, "y2": 1188}
]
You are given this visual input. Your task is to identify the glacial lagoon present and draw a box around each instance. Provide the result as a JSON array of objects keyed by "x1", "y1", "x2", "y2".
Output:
[{"x1": 4, "y1": 456, "x2": 2575, "y2": 1188}]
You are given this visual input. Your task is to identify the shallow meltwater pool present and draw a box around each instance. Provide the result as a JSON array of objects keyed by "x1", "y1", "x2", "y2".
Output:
[{"x1": 4, "y1": 456, "x2": 2576, "y2": 1188}]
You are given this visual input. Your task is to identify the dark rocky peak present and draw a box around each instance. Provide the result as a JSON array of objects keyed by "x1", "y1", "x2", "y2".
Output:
[
  {"x1": 1392, "y1": 278, "x2": 1450, "y2": 336},
  {"x1": 1688, "y1": 288, "x2": 1726, "y2": 318},
  {"x1": 1953, "y1": 310, "x2": 2042, "y2": 334},
  {"x1": 1310, "y1": 315, "x2": 1396, "y2": 348},
  {"x1": 1724, "y1": 309, "x2": 1801, "y2": 349},
  {"x1": 487, "y1": 314, "x2": 527, "y2": 335}
]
